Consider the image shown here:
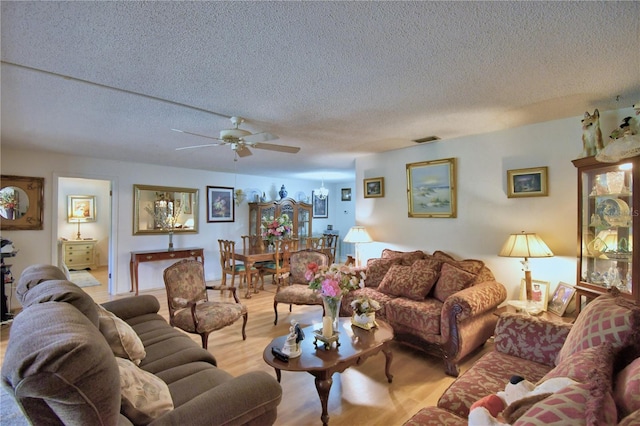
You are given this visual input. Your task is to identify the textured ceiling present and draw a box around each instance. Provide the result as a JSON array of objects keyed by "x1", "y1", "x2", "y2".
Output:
[{"x1": 1, "y1": 1, "x2": 639, "y2": 181}]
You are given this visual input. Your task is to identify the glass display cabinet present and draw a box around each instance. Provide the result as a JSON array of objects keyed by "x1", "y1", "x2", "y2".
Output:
[
  {"x1": 572, "y1": 155, "x2": 640, "y2": 312},
  {"x1": 249, "y1": 198, "x2": 312, "y2": 240}
]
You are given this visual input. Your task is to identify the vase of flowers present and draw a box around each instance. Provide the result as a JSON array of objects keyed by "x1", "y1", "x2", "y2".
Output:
[
  {"x1": 0, "y1": 192, "x2": 18, "y2": 220},
  {"x1": 350, "y1": 295, "x2": 381, "y2": 330},
  {"x1": 306, "y1": 263, "x2": 366, "y2": 333},
  {"x1": 145, "y1": 203, "x2": 182, "y2": 251},
  {"x1": 261, "y1": 214, "x2": 293, "y2": 248}
]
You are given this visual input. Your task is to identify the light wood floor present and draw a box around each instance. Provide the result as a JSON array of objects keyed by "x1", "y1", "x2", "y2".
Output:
[{"x1": 1, "y1": 266, "x2": 491, "y2": 425}]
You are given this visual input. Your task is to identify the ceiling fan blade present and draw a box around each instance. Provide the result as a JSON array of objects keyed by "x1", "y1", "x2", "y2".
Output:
[
  {"x1": 236, "y1": 145, "x2": 253, "y2": 157},
  {"x1": 171, "y1": 128, "x2": 222, "y2": 141},
  {"x1": 253, "y1": 142, "x2": 300, "y2": 154},
  {"x1": 243, "y1": 132, "x2": 279, "y2": 143},
  {"x1": 175, "y1": 143, "x2": 225, "y2": 151}
]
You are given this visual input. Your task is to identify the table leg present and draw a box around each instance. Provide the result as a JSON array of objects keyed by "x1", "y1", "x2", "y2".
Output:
[
  {"x1": 313, "y1": 373, "x2": 333, "y2": 426},
  {"x1": 382, "y1": 345, "x2": 394, "y2": 383},
  {"x1": 130, "y1": 259, "x2": 139, "y2": 295},
  {"x1": 244, "y1": 261, "x2": 254, "y2": 299},
  {"x1": 273, "y1": 368, "x2": 281, "y2": 383}
]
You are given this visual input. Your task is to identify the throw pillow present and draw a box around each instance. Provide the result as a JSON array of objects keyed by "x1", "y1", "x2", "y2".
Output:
[
  {"x1": 541, "y1": 342, "x2": 616, "y2": 385},
  {"x1": 97, "y1": 304, "x2": 146, "y2": 365},
  {"x1": 555, "y1": 292, "x2": 640, "y2": 365},
  {"x1": 614, "y1": 357, "x2": 640, "y2": 418},
  {"x1": 116, "y1": 357, "x2": 173, "y2": 425},
  {"x1": 433, "y1": 250, "x2": 485, "y2": 275},
  {"x1": 433, "y1": 263, "x2": 476, "y2": 302},
  {"x1": 366, "y1": 258, "x2": 402, "y2": 288},
  {"x1": 377, "y1": 259, "x2": 440, "y2": 300},
  {"x1": 380, "y1": 249, "x2": 425, "y2": 265}
]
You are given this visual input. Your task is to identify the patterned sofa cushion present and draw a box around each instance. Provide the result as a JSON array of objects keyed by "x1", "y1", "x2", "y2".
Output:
[
  {"x1": 432, "y1": 251, "x2": 485, "y2": 275},
  {"x1": 614, "y1": 357, "x2": 640, "y2": 418},
  {"x1": 386, "y1": 297, "x2": 443, "y2": 335},
  {"x1": 380, "y1": 248, "x2": 425, "y2": 265},
  {"x1": 433, "y1": 263, "x2": 476, "y2": 303},
  {"x1": 556, "y1": 292, "x2": 640, "y2": 365},
  {"x1": 365, "y1": 257, "x2": 403, "y2": 288},
  {"x1": 377, "y1": 258, "x2": 441, "y2": 300},
  {"x1": 541, "y1": 342, "x2": 616, "y2": 385}
]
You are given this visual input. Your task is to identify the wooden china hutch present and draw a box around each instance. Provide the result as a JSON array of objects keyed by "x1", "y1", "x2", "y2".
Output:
[
  {"x1": 249, "y1": 198, "x2": 312, "y2": 240},
  {"x1": 572, "y1": 155, "x2": 640, "y2": 312}
]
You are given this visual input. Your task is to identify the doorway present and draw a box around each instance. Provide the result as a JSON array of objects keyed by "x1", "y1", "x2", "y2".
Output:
[{"x1": 55, "y1": 176, "x2": 114, "y2": 294}]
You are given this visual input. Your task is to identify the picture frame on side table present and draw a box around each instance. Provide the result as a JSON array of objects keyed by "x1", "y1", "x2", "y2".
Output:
[
  {"x1": 312, "y1": 191, "x2": 328, "y2": 218},
  {"x1": 507, "y1": 166, "x2": 548, "y2": 198},
  {"x1": 363, "y1": 177, "x2": 384, "y2": 198},
  {"x1": 520, "y1": 279, "x2": 550, "y2": 311},
  {"x1": 67, "y1": 195, "x2": 97, "y2": 222},
  {"x1": 407, "y1": 157, "x2": 456, "y2": 218},
  {"x1": 206, "y1": 186, "x2": 234, "y2": 223},
  {"x1": 548, "y1": 282, "x2": 576, "y2": 316}
]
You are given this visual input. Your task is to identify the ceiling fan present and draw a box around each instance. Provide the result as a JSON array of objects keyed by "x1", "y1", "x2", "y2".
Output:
[{"x1": 172, "y1": 116, "x2": 300, "y2": 157}]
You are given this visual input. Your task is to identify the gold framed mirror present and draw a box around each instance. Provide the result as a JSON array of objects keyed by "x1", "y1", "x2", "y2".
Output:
[
  {"x1": 0, "y1": 175, "x2": 44, "y2": 230},
  {"x1": 133, "y1": 184, "x2": 198, "y2": 235}
]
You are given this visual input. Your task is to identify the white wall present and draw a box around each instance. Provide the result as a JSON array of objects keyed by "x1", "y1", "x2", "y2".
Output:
[
  {"x1": 355, "y1": 107, "x2": 635, "y2": 300},
  {"x1": 1, "y1": 149, "x2": 355, "y2": 296}
]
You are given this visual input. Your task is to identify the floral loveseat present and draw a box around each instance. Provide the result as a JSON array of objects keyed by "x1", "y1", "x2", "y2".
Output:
[
  {"x1": 405, "y1": 289, "x2": 640, "y2": 425},
  {"x1": 341, "y1": 249, "x2": 507, "y2": 376}
]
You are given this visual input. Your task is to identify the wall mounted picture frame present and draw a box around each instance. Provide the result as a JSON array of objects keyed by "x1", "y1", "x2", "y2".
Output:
[
  {"x1": 520, "y1": 279, "x2": 550, "y2": 311},
  {"x1": 363, "y1": 177, "x2": 384, "y2": 198},
  {"x1": 206, "y1": 186, "x2": 234, "y2": 223},
  {"x1": 341, "y1": 188, "x2": 352, "y2": 201},
  {"x1": 507, "y1": 166, "x2": 548, "y2": 198},
  {"x1": 312, "y1": 191, "x2": 328, "y2": 218},
  {"x1": 548, "y1": 282, "x2": 576, "y2": 316},
  {"x1": 0, "y1": 174, "x2": 44, "y2": 230},
  {"x1": 67, "y1": 195, "x2": 96, "y2": 222},
  {"x1": 407, "y1": 157, "x2": 456, "y2": 218}
]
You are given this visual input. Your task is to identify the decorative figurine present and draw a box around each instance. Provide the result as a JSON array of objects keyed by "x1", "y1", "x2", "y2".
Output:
[
  {"x1": 580, "y1": 109, "x2": 604, "y2": 157},
  {"x1": 282, "y1": 319, "x2": 303, "y2": 358},
  {"x1": 279, "y1": 185, "x2": 288, "y2": 200}
]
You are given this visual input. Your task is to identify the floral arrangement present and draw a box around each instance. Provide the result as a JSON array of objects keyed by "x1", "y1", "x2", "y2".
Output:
[
  {"x1": 306, "y1": 263, "x2": 366, "y2": 298},
  {"x1": 0, "y1": 192, "x2": 18, "y2": 210},
  {"x1": 350, "y1": 295, "x2": 381, "y2": 315},
  {"x1": 261, "y1": 214, "x2": 293, "y2": 245},
  {"x1": 145, "y1": 203, "x2": 182, "y2": 232}
]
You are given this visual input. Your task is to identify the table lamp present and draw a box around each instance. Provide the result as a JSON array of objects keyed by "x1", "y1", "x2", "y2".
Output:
[
  {"x1": 69, "y1": 212, "x2": 85, "y2": 240},
  {"x1": 499, "y1": 231, "x2": 553, "y2": 303},
  {"x1": 343, "y1": 226, "x2": 372, "y2": 267}
]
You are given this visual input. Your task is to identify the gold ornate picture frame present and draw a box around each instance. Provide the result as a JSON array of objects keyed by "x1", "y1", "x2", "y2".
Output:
[
  {"x1": 363, "y1": 177, "x2": 384, "y2": 198},
  {"x1": 507, "y1": 166, "x2": 548, "y2": 198},
  {"x1": 0, "y1": 175, "x2": 45, "y2": 230},
  {"x1": 407, "y1": 158, "x2": 456, "y2": 218}
]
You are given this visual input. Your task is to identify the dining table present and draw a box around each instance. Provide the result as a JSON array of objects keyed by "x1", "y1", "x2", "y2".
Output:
[{"x1": 233, "y1": 246, "x2": 278, "y2": 298}]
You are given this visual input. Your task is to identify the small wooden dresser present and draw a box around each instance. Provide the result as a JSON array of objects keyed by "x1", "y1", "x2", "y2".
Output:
[{"x1": 61, "y1": 239, "x2": 97, "y2": 270}]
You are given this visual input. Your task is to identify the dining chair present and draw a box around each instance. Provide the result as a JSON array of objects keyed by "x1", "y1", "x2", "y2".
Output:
[
  {"x1": 306, "y1": 236, "x2": 326, "y2": 251},
  {"x1": 273, "y1": 249, "x2": 329, "y2": 325},
  {"x1": 241, "y1": 234, "x2": 270, "y2": 291},
  {"x1": 218, "y1": 239, "x2": 259, "y2": 296},
  {"x1": 323, "y1": 233, "x2": 339, "y2": 264},
  {"x1": 259, "y1": 238, "x2": 299, "y2": 289},
  {"x1": 163, "y1": 259, "x2": 247, "y2": 349}
]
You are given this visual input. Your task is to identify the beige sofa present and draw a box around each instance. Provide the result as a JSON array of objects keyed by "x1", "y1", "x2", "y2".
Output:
[
  {"x1": 405, "y1": 289, "x2": 640, "y2": 425},
  {"x1": 1, "y1": 264, "x2": 282, "y2": 425},
  {"x1": 341, "y1": 249, "x2": 507, "y2": 376}
]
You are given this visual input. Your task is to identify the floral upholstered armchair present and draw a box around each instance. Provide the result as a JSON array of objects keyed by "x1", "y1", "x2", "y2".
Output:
[{"x1": 273, "y1": 249, "x2": 329, "y2": 325}]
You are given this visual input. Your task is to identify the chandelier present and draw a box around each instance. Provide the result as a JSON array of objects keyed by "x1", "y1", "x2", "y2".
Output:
[{"x1": 315, "y1": 179, "x2": 329, "y2": 200}]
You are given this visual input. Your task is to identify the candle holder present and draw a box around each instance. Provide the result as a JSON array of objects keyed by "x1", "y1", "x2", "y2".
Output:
[{"x1": 313, "y1": 329, "x2": 340, "y2": 350}]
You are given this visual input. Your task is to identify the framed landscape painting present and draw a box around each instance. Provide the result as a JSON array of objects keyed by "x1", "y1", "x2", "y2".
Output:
[
  {"x1": 507, "y1": 166, "x2": 548, "y2": 198},
  {"x1": 206, "y1": 186, "x2": 234, "y2": 222},
  {"x1": 363, "y1": 177, "x2": 384, "y2": 198},
  {"x1": 407, "y1": 157, "x2": 456, "y2": 218}
]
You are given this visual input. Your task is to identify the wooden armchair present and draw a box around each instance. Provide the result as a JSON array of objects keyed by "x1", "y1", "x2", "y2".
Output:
[
  {"x1": 163, "y1": 259, "x2": 247, "y2": 349},
  {"x1": 273, "y1": 249, "x2": 329, "y2": 325}
]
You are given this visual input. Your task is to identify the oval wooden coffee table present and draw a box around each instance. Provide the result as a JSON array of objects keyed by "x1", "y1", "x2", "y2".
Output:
[{"x1": 263, "y1": 318, "x2": 394, "y2": 425}]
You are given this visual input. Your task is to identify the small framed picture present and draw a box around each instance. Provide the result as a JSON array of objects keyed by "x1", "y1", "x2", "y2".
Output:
[
  {"x1": 507, "y1": 166, "x2": 548, "y2": 198},
  {"x1": 68, "y1": 195, "x2": 97, "y2": 222},
  {"x1": 520, "y1": 279, "x2": 550, "y2": 311},
  {"x1": 548, "y1": 282, "x2": 576, "y2": 316},
  {"x1": 364, "y1": 177, "x2": 384, "y2": 198},
  {"x1": 341, "y1": 188, "x2": 352, "y2": 201},
  {"x1": 312, "y1": 191, "x2": 328, "y2": 218},
  {"x1": 206, "y1": 186, "x2": 234, "y2": 222}
]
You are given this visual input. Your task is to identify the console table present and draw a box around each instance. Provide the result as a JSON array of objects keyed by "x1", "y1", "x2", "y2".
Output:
[{"x1": 130, "y1": 247, "x2": 204, "y2": 295}]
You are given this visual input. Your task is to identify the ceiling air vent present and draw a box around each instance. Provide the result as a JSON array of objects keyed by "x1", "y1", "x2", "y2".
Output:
[{"x1": 412, "y1": 136, "x2": 440, "y2": 144}]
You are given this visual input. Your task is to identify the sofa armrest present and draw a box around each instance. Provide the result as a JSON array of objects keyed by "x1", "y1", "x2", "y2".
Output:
[
  {"x1": 149, "y1": 371, "x2": 282, "y2": 426},
  {"x1": 441, "y1": 280, "x2": 507, "y2": 324},
  {"x1": 494, "y1": 312, "x2": 572, "y2": 367},
  {"x1": 101, "y1": 295, "x2": 160, "y2": 320}
]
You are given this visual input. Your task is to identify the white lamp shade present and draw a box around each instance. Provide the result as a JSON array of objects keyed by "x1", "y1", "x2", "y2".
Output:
[
  {"x1": 343, "y1": 226, "x2": 373, "y2": 243},
  {"x1": 499, "y1": 232, "x2": 553, "y2": 258}
]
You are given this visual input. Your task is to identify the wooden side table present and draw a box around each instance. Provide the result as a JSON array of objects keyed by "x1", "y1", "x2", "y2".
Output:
[
  {"x1": 61, "y1": 239, "x2": 98, "y2": 270},
  {"x1": 494, "y1": 305, "x2": 575, "y2": 324},
  {"x1": 129, "y1": 247, "x2": 204, "y2": 295}
]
